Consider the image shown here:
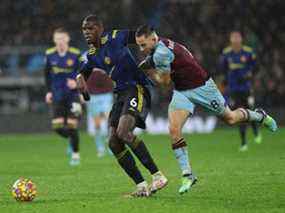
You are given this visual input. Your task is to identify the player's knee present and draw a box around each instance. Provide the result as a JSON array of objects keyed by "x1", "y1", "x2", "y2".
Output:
[
  {"x1": 169, "y1": 125, "x2": 182, "y2": 141},
  {"x1": 51, "y1": 118, "x2": 64, "y2": 130},
  {"x1": 223, "y1": 112, "x2": 236, "y2": 125},
  {"x1": 116, "y1": 127, "x2": 128, "y2": 142}
]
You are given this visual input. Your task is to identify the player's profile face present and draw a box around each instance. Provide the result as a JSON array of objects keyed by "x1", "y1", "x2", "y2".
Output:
[
  {"x1": 136, "y1": 34, "x2": 156, "y2": 54},
  {"x1": 53, "y1": 32, "x2": 70, "y2": 49},
  {"x1": 82, "y1": 20, "x2": 101, "y2": 45}
]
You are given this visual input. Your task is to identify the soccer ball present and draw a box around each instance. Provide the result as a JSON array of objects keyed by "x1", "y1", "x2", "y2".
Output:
[{"x1": 11, "y1": 178, "x2": 37, "y2": 201}]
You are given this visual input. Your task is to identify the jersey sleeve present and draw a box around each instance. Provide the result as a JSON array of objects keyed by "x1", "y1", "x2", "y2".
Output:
[{"x1": 152, "y1": 44, "x2": 174, "y2": 73}]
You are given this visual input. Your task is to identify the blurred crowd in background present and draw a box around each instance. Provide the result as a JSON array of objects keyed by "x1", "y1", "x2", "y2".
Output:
[{"x1": 0, "y1": 0, "x2": 284, "y2": 109}]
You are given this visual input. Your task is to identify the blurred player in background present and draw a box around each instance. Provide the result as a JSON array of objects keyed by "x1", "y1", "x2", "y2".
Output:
[
  {"x1": 135, "y1": 25, "x2": 277, "y2": 194},
  {"x1": 44, "y1": 28, "x2": 82, "y2": 166},
  {"x1": 86, "y1": 66, "x2": 113, "y2": 157},
  {"x1": 77, "y1": 15, "x2": 167, "y2": 197},
  {"x1": 220, "y1": 31, "x2": 262, "y2": 152}
]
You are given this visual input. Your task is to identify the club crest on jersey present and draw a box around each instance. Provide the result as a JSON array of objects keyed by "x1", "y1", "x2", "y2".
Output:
[
  {"x1": 104, "y1": 57, "x2": 111, "y2": 65},
  {"x1": 101, "y1": 35, "x2": 108, "y2": 45},
  {"x1": 66, "y1": 59, "x2": 74, "y2": 66},
  {"x1": 240, "y1": 55, "x2": 247, "y2": 63}
]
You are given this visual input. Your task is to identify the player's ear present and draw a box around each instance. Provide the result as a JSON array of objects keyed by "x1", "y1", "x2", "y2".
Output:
[{"x1": 66, "y1": 34, "x2": 70, "y2": 43}]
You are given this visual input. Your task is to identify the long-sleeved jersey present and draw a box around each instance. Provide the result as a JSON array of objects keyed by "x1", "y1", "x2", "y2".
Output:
[
  {"x1": 80, "y1": 30, "x2": 152, "y2": 92},
  {"x1": 45, "y1": 47, "x2": 81, "y2": 102},
  {"x1": 220, "y1": 45, "x2": 256, "y2": 92}
]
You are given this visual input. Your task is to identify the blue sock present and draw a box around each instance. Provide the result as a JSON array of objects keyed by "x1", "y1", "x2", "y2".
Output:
[
  {"x1": 247, "y1": 109, "x2": 263, "y2": 122},
  {"x1": 95, "y1": 128, "x2": 105, "y2": 153},
  {"x1": 172, "y1": 138, "x2": 192, "y2": 175}
]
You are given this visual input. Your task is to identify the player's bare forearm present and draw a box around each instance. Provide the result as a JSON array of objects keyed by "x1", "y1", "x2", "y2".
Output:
[
  {"x1": 76, "y1": 74, "x2": 88, "y2": 93},
  {"x1": 156, "y1": 72, "x2": 171, "y2": 87},
  {"x1": 138, "y1": 56, "x2": 171, "y2": 87},
  {"x1": 76, "y1": 74, "x2": 90, "y2": 101}
]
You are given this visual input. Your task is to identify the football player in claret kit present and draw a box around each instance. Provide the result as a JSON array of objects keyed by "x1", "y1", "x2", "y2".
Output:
[
  {"x1": 135, "y1": 25, "x2": 278, "y2": 194},
  {"x1": 220, "y1": 31, "x2": 261, "y2": 151},
  {"x1": 45, "y1": 28, "x2": 82, "y2": 166},
  {"x1": 81, "y1": 51, "x2": 113, "y2": 157},
  {"x1": 86, "y1": 67, "x2": 114, "y2": 157},
  {"x1": 76, "y1": 15, "x2": 167, "y2": 197}
]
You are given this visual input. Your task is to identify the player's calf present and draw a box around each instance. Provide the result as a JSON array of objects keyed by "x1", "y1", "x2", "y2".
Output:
[
  {"x1": 54, "y1": 128, "x2": 69, "y2": 138},
  {"x1": 222, "y1": 108, "x2": 247, "y2": 125},
  {"x1": 66, "y1": 118, "x2": 80, "y2": 166},
  {"x1": 222, "y1": 107, "x2": 278, "y2": 131},
  {"x1": 108, "y1": 132, "x2": 146, "y2": 185},
  {"x1": 117, "y1": 114, "x2": 167, "y2": 192}
]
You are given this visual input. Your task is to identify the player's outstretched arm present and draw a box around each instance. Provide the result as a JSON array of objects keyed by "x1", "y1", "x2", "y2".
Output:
[
  {"x1": 149, "y1": 70, "x2": 171, "y2": 86},
  {"x1": 138, "y1": 53, "x2": 172, "y2": 87},
  {"x1": 138, "y1": 61, "x2": 171, "y2": 87}
]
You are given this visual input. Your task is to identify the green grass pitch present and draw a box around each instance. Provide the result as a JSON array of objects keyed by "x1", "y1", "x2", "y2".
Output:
[{"x1": 0, "y1": 128, "x2": 284, "y2": 213}]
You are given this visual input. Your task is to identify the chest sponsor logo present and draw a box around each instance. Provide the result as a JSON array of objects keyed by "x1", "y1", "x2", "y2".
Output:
[
  {"x1": 104, "y1": 57, "x2": 111, "y2": 65},
  {"x1": 101, "y1": 35, "x2": 108, "y2": 45}
]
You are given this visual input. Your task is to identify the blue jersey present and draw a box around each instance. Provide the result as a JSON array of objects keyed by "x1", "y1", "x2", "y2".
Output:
[
  {"x1": 220, "y1": 45, "x2": 256, "y2": 92},
  {"x1": 81, "y1": 30, "x2": 151, "y2": 92},
  {"x1": 45, "y1": 47, "x2": 81, "y2": 102}
]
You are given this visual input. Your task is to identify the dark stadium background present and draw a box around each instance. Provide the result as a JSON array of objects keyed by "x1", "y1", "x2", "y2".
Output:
[{"x1": 0, "y1": 0, "x2": 284, "y2": 132}]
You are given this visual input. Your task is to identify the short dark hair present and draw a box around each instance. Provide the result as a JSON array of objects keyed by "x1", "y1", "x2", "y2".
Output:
[
  {"x1": 135, "y1": 25, "x2": 155, "y2": 37},
  {"x1": 83, "y1": 14, "x2": 103, "y2": 27},
  {"x1": 230, "y1": 30, "x2": 243, "y2": 36},
  {"x1": 54, "y1": 27, "x2": 69, "y2": 35}
]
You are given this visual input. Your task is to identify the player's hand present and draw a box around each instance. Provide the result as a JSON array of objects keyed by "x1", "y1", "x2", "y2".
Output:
[
  {"x1": 138, "y1": 55, "x2": 155, "y2": 70},
  {"x1": 247, "y1": 95, "x2": 255, "y2": 107},
  {"x1": 45, "y1": 92, "x2": 53, "y2": 104},
  {"x1": 79, "y1": 94, "x2": 86, "y2": 103},
  {"x1": 76, "y1": 74, "x2": 88, "y2": 93},
  {"x1": 67, "y1": 78, "x2": 77, "y2": 90}
]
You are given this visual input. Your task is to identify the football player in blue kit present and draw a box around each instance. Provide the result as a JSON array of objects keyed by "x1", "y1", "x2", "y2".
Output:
[
  {"x1": 76, "y1": 15, "x2": 168, "y2": 197},
  {"x1": 220, "y1": 31, "x2": 262, "y2": 151},
  {"x1": 45, "y1": 28, "x2": 82, "y2": 166}
]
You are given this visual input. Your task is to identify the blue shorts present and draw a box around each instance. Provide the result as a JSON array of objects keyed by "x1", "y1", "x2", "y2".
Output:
[
  {"x1": 88, "y1": 93, "x2": 113, "y2": 117},
  {"x1": 169, "y1": 78, "x2": 227, "y2": 115}
]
